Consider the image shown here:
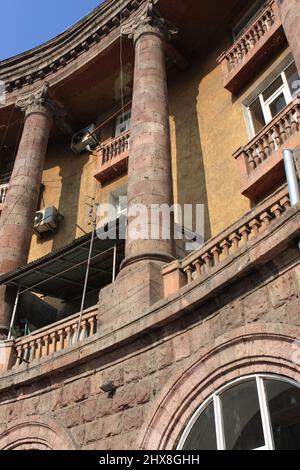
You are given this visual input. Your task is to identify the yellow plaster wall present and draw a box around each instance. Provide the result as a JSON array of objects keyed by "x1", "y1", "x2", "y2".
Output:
[
  {"x1": 28, "y1": 40, "x2": 291, "y2": 262},
  {"x1": 168, "y1": 40, "x2": 291, "y2": 237}
]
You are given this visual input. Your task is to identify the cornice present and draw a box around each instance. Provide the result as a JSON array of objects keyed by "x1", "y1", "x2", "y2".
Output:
[{"x1": 0, "y1": 0, "x2": 145, "y2": 98}]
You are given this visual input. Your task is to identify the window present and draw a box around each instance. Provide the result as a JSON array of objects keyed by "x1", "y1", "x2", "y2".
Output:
[
  {"x1": 248, "y1": 62, "x2": 300, "y2": 135},
  {"x1": 232, "y1": 0, "x2": 266, "y2": 41},
  {"x1": 115, "y1": 111, "x2": 131, "y2": 137},
  {"x1": 178, "y1": 375, "x2": 300, "y2": 450}
]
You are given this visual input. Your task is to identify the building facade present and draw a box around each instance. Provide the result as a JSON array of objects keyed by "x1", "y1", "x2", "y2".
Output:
[{"x1": 0, "y1": 0, "x2": 300, "y2": 450}]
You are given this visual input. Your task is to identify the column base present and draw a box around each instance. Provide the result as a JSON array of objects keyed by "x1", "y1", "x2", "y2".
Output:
[{"x1": 97, "y1": 260, "x2": 167, "y2": 337}]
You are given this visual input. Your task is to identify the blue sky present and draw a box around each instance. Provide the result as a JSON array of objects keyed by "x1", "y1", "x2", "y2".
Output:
[{"x1": 0, "y1": 0, "x2": 105, "y2": 60}]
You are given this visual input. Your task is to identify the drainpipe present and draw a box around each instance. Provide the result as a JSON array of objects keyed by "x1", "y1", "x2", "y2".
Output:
[{"x1": 283, "y1": 149, "x2": 300, "y2": 251}]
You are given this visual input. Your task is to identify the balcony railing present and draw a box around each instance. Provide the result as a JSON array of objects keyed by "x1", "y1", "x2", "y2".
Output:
[
  {"x1": 13, "y1": 307, "x2": 97, "y2": 368},
  {"x1": 217, "y1": 0, "x2": 286, "y2": 93},
  {"x1": 234, "y1": 96, "x2": 300, "y2": 199},
  {"x1": 162, "y1": 184, "x2": 291, "y2": 294},
  {"x1": 0, "y1": 183, "x2": 9, "y2": 206},
  {"x1": 94, "y1": 131, "x2": 130, "y2": 184}
]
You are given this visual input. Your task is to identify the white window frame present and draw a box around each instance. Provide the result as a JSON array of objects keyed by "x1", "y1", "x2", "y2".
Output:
[
  {"x1": 247, "y1": 61, "x2": 298, "y2": 137},
  {"x1": 177, "y1": 374, "x2": 300, "y2": 451},
  {"x1": 115, "y1": 110, "x2": 131, "y2": 137}
]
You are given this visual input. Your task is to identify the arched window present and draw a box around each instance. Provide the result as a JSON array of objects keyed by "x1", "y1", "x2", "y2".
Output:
[{"x1": 178, "y1": 375, "x2": 300, "y2": 450}]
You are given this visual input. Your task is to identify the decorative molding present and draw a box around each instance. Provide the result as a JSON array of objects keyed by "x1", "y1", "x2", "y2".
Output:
[
  {"x1": 122, "y1": 0, "x2": 178, "y2": 44},
  {"x1": 15, "y1": 82, "x2": 55, "y2": 119},
  {"x1": 0, "y1": 0, "x2": 145, "y2": 95}
]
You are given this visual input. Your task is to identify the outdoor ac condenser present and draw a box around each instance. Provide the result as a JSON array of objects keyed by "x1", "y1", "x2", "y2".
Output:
[
  {"x1": 71, "y1": 124, "x2": 98, "y2": 154},
  {"x1": 34, "y1": 207, "x2": 61, "y2": 234}
]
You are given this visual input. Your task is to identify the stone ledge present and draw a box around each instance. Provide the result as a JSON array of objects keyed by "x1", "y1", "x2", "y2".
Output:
[{"x1": 0, "y1": 204, "x2": 299, "y2": 392}]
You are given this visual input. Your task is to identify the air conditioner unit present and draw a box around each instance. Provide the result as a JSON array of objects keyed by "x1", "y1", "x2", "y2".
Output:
[
  {"x1": 71, "y1": 124, "x2": 98, "y2": 154},
  {"x1": 34, "y1": 207, "x2": 61, "y2": 234}
]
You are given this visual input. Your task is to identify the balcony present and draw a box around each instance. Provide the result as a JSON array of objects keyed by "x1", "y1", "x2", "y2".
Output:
[
  {"x1": 217, "y1": 0, "x2": 286, "y2": 94},
  {"x1": 234, "y1": 96, "x2": 300, "y2": 200},
  {"x1": 94, "y1": 131, "x2": 130, "y2": 184},
  {"x1": 0, "y1": 183, "x2": 9, "y2": 211},
  {"x1": 162, "y1": 183, "x2": 293, "y2": 296},
  {"x1": 13, "y1": 308, "x2": 97, "y2": 369}
]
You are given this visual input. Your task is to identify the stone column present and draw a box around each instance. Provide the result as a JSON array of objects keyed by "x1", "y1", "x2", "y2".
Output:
[
  {"x1": 122, "y1": 0, "x2": 176, "y2": 269},
  {"x1": 277, "y1": 0, "x2": 300, "y2": 73},
  {"x1": 98, "y1": 2, "x2": 177, "y2": 334},
  {"x1": 0, "y1": 83, "x2": 54, "y2": 337}
]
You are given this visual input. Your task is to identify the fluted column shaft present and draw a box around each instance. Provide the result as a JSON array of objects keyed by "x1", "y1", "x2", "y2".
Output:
[{"x1": 0, "y1": 84, "x2": 53, "y2": 336}]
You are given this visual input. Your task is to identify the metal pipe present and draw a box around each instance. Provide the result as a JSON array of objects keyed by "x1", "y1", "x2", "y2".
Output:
[
  {"x1": 112, "y1": 244, "x2": 117, "y2": 283},
  {"x1": 76, "y1": 228, "x2": 96, "y2": 343},
  {"x1": 283, "y1": 149, "x2": 300, "y2": 251},
  {"x1": 7, "y1": 286, "x2": 21, "y2": 340}
]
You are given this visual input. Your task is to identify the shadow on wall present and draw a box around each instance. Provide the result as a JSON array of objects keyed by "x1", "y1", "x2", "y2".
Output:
[
  {"x1": 36, "y1": 135, "x2": 89, "y2": 252},
  {"x1": 169, "y1": 60, "x2": 212, "y2": 241}
]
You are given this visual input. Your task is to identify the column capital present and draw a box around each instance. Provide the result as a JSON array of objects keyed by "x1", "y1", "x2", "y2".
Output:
[
  {"x1": 16, "y1": 82, "x2": 55, "y2": 119},
  {"x1": 122, "y1": 0, "x2": 178, "y2": 45}
]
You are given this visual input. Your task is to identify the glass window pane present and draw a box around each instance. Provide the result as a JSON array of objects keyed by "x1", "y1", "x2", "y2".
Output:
[
  {"x1": 285, "y1": 62, "x2": 300, "y2": 98},
  {"x1": 263, "y1": 76, "x2": 284, "y2": 101},
  {"x1": 249, "y1": 98, "x2": 266, "y2": 134},
  {"x1": 183, "y1": 401, "x2": 217, "y2": 450},
  {"x1": 265, "y1": 379, "x2": 300, "y2": 450},
  {"x1": 269, "y1": 93, "x2": 287, "y2": 118},
  {"x1": 221, "y1": 379, "x2": 265, "y2": 450}
]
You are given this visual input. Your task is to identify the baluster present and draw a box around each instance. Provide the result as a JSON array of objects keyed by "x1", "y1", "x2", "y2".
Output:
[
  {"x1": 36, "y1": 338, "x2": 43, "y2": 359},
  {"x1": 15, "y1": 345, "x2": 23, "y2": 367},
  {"x1": 261, "y1": 15, "x2": 268, "y2": 32},
  {"x1": 291, "y1": 109, "x2": 298, "y2": 134},
  {"x1": 278, "y1": 119, "x2": 286, "y2": 144},
  {"x1": 284, "y1": 114, "x2": 292, "y2": 139},
  {"x1": 220, "y1": 239, "x2": 231, "y2": 257},
  {"x1": 29, "y1": 341, "x2": 36, "y2": 362},
  {"x1": 201, "y1": 252, "x2": 213, "y2": 272},
  {"x1": 273, "y1": 125, "x2": 281, "y2": 148},
  {"x1": 228, "y1": 232, "x2": 241, "y2": 251},
  {"x1": 50, "y1": 332, "x2": 57, "y2": 353},
  {"x1": 258, "y1": 140, "x2": 265, "y2": 161},
  {"x1": 184, "y1": 266, "x2": 193, "y2": 284},
  {"x1": 239, "y1": 225, "x2": 251, "y2": 244},
  {"x1": 268, "y1": 129, "x2": 276, "y2": 153},
  {"x1": 265, "y1": 10, "x2": 273, "y2": 29},
  {"x1": 252, "y1": 25, "x2": 259, "y2": 43},
  {"x1": 211, "y1": 246, "x2": 222, "y2": 266},
  {"x1": 253, "y1": 145, "x2": 260, "y2": 167},
  {"x1": 192, "y1": 259, "x2": 203, "y2": 279},
  {"x1": 248, "y1": 149, "x2": 256, "y2": 170},
  {"x1": 23, "y1": 343, "x2": 30, "y2": 364},
  {"x1": 88, "y1": 316, "x2": 97, "y2": 336},
  {"x1": 263, "y1": 135, "x2": 271, "y2": 159},
  {"x1": 256, "y1": 19, "x2": 264, "y2": 37},
  {"x1": 43, "y1": 335, "x2": 50, "y2": 357},
  {"x1": 249, "y1": 218, "x2": 261, "y2": 236},
  {"x1": 259, "y1": 211, "x2": 273, "y2": 229},
  {"x1": 240, "y1": 39, "x2": 247, "y2": 59},
  {"x1": 270, "y1": 203, "x2": 284, "y2": 219},
  {"x1": 228, "y1": 52, "x2": 235, "y2": 71},
  {"x1": 279, "y1": 196, "x2": 291, "y2": 211},
  {"x1": 65, "y1": 326, "x2": 74, "y2": 347},
  {"x1": 57, "y1": 329, "x2": 65, "y2": 351},
  {"x1": 80, "y1": 319, "x2": 88, "y2": 341}
]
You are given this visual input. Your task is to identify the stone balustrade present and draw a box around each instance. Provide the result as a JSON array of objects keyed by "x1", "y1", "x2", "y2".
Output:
[
  {"x1": 94, "y1": 131, "x2": 130, "y2": 184},
  {"x1": 162, "y1": 185, "x2": 291, "y2": 295},
  {"x1": 218, "y1": 0, "x2": 285, "y2": 93},
  {"x1": 13, "y1": 308, "x2": 97, "y2": 368},
  {"x1": 234, "y1": 97, "x2": 300, "y2": 199}
]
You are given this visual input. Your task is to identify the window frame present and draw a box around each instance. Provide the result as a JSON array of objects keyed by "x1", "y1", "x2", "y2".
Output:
[
  {"x1": 177, "y1": 374, "x2": 300, "y2": 451},
  {"x1": 247, "y1": 61, "x2": 298, "y2": 137},
  {"x1": 115, "y1": 110, "x2": 131, "y2": 137}
]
